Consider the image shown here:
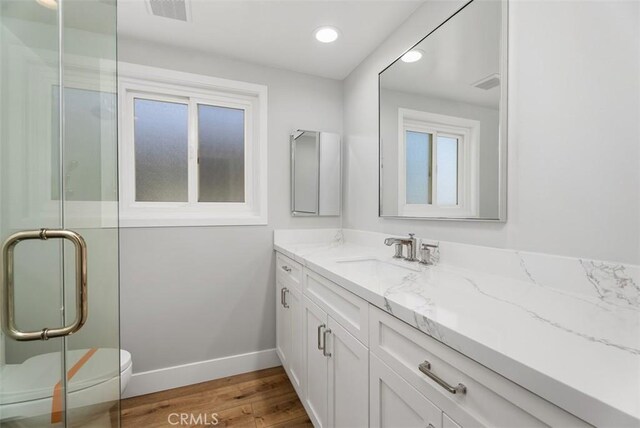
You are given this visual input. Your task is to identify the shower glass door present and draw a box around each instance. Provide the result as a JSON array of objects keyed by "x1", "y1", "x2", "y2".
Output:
[{"x1": 0, "y1": 0, "x2": 119, "y2": 426}]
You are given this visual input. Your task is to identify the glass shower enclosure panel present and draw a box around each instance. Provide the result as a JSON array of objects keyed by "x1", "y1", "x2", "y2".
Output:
[{"x1": 0, "y1": 0, "x2": 119, "y2": 426}]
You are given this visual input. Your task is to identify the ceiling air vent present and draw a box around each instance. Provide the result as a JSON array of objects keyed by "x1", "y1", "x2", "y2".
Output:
[
  {"x1": 147, "y1": 0, "x2": 189, "y2": 22},
  {"x1": 472, "y1": 73, "x2": 501, "y2": 90}
]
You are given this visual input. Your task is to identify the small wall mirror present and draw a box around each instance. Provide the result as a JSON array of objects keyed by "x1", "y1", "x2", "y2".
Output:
[
  {"x1": 291, "y1": 130, "x2": 341, "y2": 216},
  {"x1": 379, "y1": 0, "x2": 507, "y2": 221}
]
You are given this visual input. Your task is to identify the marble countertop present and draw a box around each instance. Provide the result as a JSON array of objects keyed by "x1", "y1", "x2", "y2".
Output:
[{"x1": 274, "y1": 230, "x2": 640, "y2": 427}]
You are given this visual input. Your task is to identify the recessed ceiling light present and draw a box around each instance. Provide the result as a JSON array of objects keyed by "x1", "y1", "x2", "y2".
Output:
[
  {"x1": 401, "y1": 49, "x2": 423, "y2": 63},
  {"x1": 315, "y1": 27, "x2": 339, "y2": 43},
  {"x1": 36, "y1": 0, "x2": 58, "y2": 9}
]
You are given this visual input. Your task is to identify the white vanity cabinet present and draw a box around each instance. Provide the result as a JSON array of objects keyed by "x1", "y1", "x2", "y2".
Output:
[
  {"x1": 327, "y1": 316, "x2": 368, "y2": 427},
  {"x1": 443, "y1": 413, "x2": 462, "y2": 428},
  {"x1": 276, "y1": 252, "x2": 303, "y2": 287},
  {"x1": 302, "y1": 291, "x2": 369, "y2": 427},
  {"x1": 276, "y1": 252, "x2": 369, "y2": 428},
  {"x1": 369, "y1": 306, "x2": 590, "y2": 428},
  {"x1": 275, "y1": 254, "x2": 304, "y2": 394},
  {"x1": 274, "y1": 250, "x2": 591, "y2": 428},
  {"x1": 370, "y1": 353, "x2": 443, "y2": 428},
  {"x1": 287, "y1": 285, "x2": 304, "y2": 392},
  {"x1": 302, "y1": 296, "x2": 329, "y2": 427},
  {"x1": 275, "y1": 277, "x2": 290, "y2": 366}
]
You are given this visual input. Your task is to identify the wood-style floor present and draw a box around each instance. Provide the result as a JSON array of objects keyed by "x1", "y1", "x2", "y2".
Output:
[{"x1": 121, "y1": 366, "x2": 312, "y2": 427}]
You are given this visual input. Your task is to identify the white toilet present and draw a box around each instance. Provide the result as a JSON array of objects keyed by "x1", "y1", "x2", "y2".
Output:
[{"x1": 0, "y1": 348, "x2": 132, "y2": 425}]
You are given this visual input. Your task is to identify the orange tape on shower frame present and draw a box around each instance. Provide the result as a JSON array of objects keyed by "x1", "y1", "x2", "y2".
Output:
[{"x1": 51, "y1": 348, "x2": 98, "y2": 424}]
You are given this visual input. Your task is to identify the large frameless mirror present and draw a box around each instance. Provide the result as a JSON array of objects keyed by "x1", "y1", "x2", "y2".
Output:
[
  {"x1": 291, "y1": 130, "x2": 341, "y2": 216},
  {"x1": 379, "y1": 0, "x2": 507, "y2": 221}
]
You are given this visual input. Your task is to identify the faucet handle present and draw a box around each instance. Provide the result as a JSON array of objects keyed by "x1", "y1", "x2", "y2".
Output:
[
  {"x1": 408, "y1": 233, "x2": 415, "y2": 239},
  {"x1": 421, "y1": 242, "x2": 438, "y2": 249},
  {"x1": 419, "y1": 242, "x2": 439, "y2": 265}
]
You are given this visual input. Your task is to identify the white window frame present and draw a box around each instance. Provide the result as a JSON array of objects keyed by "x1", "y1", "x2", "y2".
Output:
[
  {"x1": 398, "y1": 108, "x2": 480, "y2": 218},
  {"x1": 118, "y1": 63, "x2": 268, "y2": 227}
]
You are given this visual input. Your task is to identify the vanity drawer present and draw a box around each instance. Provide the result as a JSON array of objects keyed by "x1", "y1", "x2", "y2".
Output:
[
  {"x1": 370, "y1": 353, "x2": 442, "y2": 428},
  {"x1": 369, "y1": 306, "x2": 590, "y2": 428},
  {"x1": 303, "y1": 269, "x2": 369, "y2": 345},
  {"x1": 276, "y1": 252, "x2": 302, "y2": 289},
  {"x1": 443, "y1": 413, "x2": 462, "y2": 428}
]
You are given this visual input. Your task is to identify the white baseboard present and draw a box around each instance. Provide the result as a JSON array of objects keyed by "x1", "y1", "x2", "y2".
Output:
[{"x1": 122, "y1": 348, "x2": 281, "y2": 398}]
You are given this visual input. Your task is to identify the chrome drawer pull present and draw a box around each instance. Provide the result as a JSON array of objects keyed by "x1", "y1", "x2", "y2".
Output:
[
  {"x1": 282, "y1": 288, "x2": 289, "y2": 308},
  {"x1": 317, "y1": 324, "x2": 326, "y2": 350},
  {"x1": 418, "y1": 361, "x2": 467, "y2": 395},
  {"x1": 281, "y1": 265, "x2": 292, "y2": 273},
  {"x1": 280, "y1": 287, "x2": 287, "y2": 308},
  {"x1": 322, "y1": 329, "x2": 332, "y2": 357}
]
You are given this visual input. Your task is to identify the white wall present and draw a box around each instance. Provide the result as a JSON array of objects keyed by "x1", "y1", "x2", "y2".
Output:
[
  {"x1": 117, "y1": 37, "x2": 343, "y2": 375},
  {"x1": 344, "y1": 0, "x2": 640, "y2": 264}
]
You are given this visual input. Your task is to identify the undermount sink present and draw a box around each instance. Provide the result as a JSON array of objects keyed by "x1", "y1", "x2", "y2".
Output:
[{"x1": 334, "y1": 257, "x2": 421, "y2": 274}]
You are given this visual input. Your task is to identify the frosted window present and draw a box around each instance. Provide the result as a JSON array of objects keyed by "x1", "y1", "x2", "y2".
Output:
[
  {"x1": 51, "y1": 87, "x2": 117, "y2": 201},
  {"x1": 198, "y1": 104, "x2": 245, "y2": 202},
  {"x1": 436, "y1": 136, "x2": 458, "y2": 205},
  {"x1": 134, "y1": 98, "x2": 188, "y2": 202},
  {"x1": 405, "y1": 131, "x2": 431, "y2": 204}
]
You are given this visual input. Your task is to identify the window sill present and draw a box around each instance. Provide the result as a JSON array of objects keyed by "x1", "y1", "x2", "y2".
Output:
[
  {"x1": 399, "y1": 205, "x2": 478, "y2": 218},
  {"x1": 119, "y1": 214, "x2": 268, "y2": 228}
]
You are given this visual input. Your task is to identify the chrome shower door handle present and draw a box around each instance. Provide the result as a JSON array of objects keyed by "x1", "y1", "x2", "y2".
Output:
[{"x1": 1, "y1": 229, "x2": 88, "y2": 341}]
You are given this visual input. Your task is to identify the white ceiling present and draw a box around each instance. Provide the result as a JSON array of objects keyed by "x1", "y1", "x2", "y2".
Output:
[
  {"x1": 380, "y1": 0, "x2": 502, "y2": 108},
  {"x1": 117, "y1": 0, "x2": 423, "y2": 80}
]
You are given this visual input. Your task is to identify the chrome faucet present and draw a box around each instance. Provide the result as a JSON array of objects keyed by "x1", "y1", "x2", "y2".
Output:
[
  {"x1": 384, "y1": 233, "x2": 418, "y2": 261},
  {"x1": 384, "y1": 237, "x2": 405, "y2": 259}
]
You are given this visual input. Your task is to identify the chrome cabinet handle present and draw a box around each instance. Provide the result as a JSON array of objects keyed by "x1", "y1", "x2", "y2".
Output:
[
  {"x1": 282, "y1": 288, "x2": 289, "y2": 308},
  {"x1": 317, "y1": 324, "x2": 325, "y2": 350},
  {"x1": 281, "y1": 265, "x2": 292, "y2": 273},
  {"x1": 280, "y1": 287, "x2": 285, "y2": 306},
  {"x1": 418, "y1": 361, "x2": 466, "y2": 394},
  {"x1": 1, "y1": 229, "x2": 88, "y2": 341},
  {"x1": 322, "y1": 329, "x2": 332, "y2": 357}
]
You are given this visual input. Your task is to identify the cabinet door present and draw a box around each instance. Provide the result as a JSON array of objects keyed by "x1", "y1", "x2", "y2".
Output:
[
  {"x1": 443, "y1": 413, "x2": 463, "y2": 428},
  {"x1": 371, "y1": 353, "x2": 443, "y2": 428},
  {"x1": 303, "y1": 296, "x2": 329, "y2": 428},
  {"x1": 288, "y1": 286, "x2": 303, "y2": 394},
  {"x1": 327, "y1": 317, "x2": 369, "y2": 428},
  {"x1": 276, "y1": 278, "x2": 291, "y2": 367}
]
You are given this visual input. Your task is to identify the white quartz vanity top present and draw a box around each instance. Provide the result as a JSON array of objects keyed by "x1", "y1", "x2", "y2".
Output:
[{"x1": 274, "y1": 229, "x2": 640, "y2": 427}]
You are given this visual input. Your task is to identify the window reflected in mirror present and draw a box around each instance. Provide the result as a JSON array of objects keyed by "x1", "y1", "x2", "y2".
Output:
[{"x1": 379, "y1": 0, "x2": 506, "y2": 220}]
